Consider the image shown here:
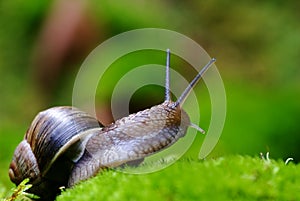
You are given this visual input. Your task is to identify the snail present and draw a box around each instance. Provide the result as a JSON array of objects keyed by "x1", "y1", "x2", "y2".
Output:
[{"x1": 8, "y1": 49, "x2": 216, "y2": 200}]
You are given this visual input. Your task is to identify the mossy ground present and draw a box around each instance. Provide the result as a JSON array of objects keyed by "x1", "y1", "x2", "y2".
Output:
[{"x1": 51, "y1": 155, "x2": 300, "y2": 201}]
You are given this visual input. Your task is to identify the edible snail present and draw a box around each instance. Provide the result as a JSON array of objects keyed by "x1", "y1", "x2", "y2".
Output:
[{"x1": 8, "y1": 49, "x2": 216, "y2": 200}]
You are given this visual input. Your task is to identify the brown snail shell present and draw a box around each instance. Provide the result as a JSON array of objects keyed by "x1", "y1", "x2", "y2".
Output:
[{"x1": 9, "y1": 106, "x2": 101, "y2": 200}]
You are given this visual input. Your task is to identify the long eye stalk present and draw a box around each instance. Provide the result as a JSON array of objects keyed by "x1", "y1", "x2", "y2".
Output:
[
  {"x1": 175, "y1": 58, "x2": 216, "y2": 107},
  {"x1": 165, "y1": 49, "x2": 171, "y2": 102}
]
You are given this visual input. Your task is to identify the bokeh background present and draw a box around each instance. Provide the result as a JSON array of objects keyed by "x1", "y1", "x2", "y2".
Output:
[{"x1": 0, "y1": 0, "x2": 299, "y2": 190}]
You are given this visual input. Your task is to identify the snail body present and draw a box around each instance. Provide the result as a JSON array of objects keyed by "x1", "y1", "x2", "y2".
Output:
[
  {"x1": 9, "y1": 49, "x2": 216, "y2": 200},
  {"x1": 69, "y1": 100, "x2": 190, "y2": 186}
]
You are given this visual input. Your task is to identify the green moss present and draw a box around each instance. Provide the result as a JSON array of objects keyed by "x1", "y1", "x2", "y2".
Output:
[{"x1": 57, "y1": 155, "x2": 300, "y2": 201}]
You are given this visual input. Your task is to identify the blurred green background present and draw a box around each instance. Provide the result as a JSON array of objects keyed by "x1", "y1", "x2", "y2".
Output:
[{"x1": 0, "y1": 0, "x2": 300, "y2": 191}]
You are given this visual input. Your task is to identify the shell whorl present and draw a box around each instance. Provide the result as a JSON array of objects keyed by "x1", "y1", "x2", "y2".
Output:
[
  {"x1": 24, "y1": 106, "x2": 101, "y2": 174},
  {"x1": 9, "y1": 140, "x2": 40, "y2": 185}
]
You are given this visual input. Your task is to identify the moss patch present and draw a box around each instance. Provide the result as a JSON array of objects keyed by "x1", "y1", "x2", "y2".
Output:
[{"x1": 55, "y1": 155, "x2": 300, "y2": 201}]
